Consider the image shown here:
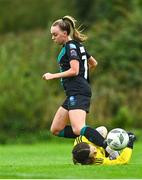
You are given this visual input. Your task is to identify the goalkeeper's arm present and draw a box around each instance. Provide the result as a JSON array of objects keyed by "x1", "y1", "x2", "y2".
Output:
[{"x1": 103, "y1": 132, "x2": 136, "y2": 165}]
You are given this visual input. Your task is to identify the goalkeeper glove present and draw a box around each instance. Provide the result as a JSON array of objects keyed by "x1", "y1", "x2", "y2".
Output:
[{"x1": 127, "y1": 132, "x2": 136, "y2": 149}]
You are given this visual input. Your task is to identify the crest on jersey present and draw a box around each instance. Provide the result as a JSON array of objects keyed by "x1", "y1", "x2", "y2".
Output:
[
  {"x1": 70, "y1": 49, "x2": 77, "y2": 57},
  {"x1": 69, "y1": 96, "x2": 77, "y2": 106}
]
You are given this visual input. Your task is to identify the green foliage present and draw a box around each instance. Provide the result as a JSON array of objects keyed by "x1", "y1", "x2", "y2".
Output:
[
  {"x1": 112, "y1": 106, "x2": 134, "y2": 128},
  {"x1": 0, "y1": 0, "x2": 75, "y2": 33},
  {"x1": 0, "y1": 30, "x2": 59, "y2": 138},
  {"x1": 0, "y1": 0, "x2": 142, "y2": 141},
  {"x1": 86, "y1": 2, "x2": 142, "y2": 127}
]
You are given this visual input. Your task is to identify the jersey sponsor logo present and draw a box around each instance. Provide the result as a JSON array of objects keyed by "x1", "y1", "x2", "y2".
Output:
[
  {"x1": 80, "y1": 46, "x2": 85, "y2": 53},
  {"x1": 69, "y1": 96, "x2": 77, "y2": 106},
  {"x1": 70, "y1": 49, "x2": 77, "y2": 57},
  {"x1": 69, "y1": 43, "x2": 77, "y2": 49}
]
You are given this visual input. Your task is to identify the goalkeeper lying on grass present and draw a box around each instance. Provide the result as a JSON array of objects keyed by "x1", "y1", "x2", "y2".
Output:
[{"x1": 72, "y1": 126, "x2": 136, "y2": 165}]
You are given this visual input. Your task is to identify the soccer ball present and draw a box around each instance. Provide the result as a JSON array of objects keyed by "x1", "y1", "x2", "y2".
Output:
[{"x1": 106, "y1": 128, "x2": 129, "y2": 150}]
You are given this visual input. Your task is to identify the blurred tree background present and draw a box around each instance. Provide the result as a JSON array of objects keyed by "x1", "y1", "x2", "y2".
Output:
[{"x1": 0, "y1": 0, "x2": 141, "y2": 143}]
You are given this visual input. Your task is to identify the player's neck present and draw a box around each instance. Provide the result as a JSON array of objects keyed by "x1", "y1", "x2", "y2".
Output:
[{"x1": 64, "y1": 36, "x2": 72, "y2": 44}]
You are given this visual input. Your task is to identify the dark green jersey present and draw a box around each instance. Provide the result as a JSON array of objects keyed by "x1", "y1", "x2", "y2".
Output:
[{"x1": 57, "y1": 40, "x2": 92, "y2": 97}]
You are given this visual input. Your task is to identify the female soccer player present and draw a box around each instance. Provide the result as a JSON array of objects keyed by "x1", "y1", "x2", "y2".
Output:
[
  {"x1": 42, "y1": 15, "x2": 106, "y2": 147},
  {"x1": 72, "y1": 132, "x2": 136, "y2": 165}
]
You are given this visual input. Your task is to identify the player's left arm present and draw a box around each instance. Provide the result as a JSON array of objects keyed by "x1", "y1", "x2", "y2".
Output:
[
  {"x1": 103, "y1": 132, "x2": 136, "y2": 165},
  {"x1": 88, "y1": 56, "x2": 98, "y2": 69},
  {"x1": 103, "y1": 147, "x2": 132, "y2": 165}
]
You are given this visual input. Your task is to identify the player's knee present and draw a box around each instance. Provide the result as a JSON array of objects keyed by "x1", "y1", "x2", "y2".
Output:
[
  {"x1": 72, "y1": 127, "x2": 81, "y2": 136},
  {"x1": 96, "y1": 126, "x2": 108, "y2": 138},
  {"x1": 50, "y1": 127, "x2": 59, "y2": 136}
]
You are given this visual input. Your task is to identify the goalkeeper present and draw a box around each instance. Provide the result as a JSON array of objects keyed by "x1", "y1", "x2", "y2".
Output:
[{"x1": 72, "y1": 126, "x2": 136, "y2": 165}]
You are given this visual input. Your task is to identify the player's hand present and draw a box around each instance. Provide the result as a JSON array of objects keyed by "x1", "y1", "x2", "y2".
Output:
[
  {"x1": 127, "y1": 132, "x2": 136, "y2": 142},
  {"x1": 42, "y1": 73, "x2": 55, "y2": 80}
]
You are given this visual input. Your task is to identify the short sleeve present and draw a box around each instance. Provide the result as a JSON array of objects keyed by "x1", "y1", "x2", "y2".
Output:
[
  {"x1": 66, "y1": 43, "x2": 80, "y2": 61},
  {"x1": 86, "y1": 51, "x2": 91, "y2": 59}
]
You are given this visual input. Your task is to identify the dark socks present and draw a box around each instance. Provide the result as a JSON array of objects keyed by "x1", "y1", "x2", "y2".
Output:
[
  {"x1": 58, "y1": 125, "x2": 78, "y2": 138},
  {"x1": 57, "y1": 125, "x2": 107, "y2": 149},
  {"x1": 80, "y1": 126, "x2": 107, "y2": 148}
]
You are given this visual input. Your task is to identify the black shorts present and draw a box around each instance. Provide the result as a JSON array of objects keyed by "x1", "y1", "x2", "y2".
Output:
[{"x1": 62, "y1": 95, "x2": 91, "y2": 113}]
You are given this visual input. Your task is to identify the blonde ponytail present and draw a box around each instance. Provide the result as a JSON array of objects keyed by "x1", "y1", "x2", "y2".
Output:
[
  {"x1": 73, "y1": 28, "x2": 88, "y2": 42},
  {"x1": 62, "y1": 15, "x2": 88, "y2": 42}
]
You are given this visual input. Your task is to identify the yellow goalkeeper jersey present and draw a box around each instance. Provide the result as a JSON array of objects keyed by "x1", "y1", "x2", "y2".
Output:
[{"x1": 74, "y1": 136, "x2": 132, "y2": 165}]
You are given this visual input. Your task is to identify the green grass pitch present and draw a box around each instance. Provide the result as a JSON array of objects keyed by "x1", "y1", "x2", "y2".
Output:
[{"x1": 0, "y1": 140, "x2": 141, "y2": 179}]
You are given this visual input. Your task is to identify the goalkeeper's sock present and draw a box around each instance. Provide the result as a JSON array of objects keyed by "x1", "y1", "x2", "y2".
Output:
[
  {"x1": 80, "y1": 126, "x2": 107, "y2": 148},
  {"x1": 58, "y1": 125, "x2": 78, "y2": 138}
]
